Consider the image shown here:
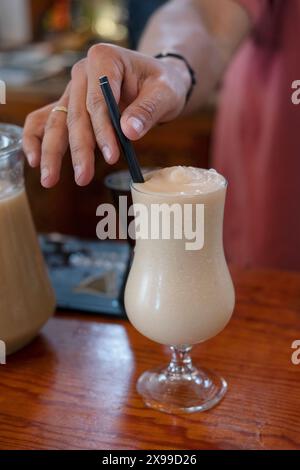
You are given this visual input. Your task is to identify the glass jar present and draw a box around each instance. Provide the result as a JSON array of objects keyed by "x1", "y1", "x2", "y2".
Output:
[{"x1": 0, "y1": 124, "x2": 55, "y2": 355}]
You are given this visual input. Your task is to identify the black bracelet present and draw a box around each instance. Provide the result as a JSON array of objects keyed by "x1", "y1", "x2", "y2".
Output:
[{"x1": 154, "y1": 52, "x2": 196, "y2": 104}]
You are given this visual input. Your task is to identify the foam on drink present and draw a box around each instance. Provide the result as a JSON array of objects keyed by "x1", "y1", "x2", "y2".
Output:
[{"x1": 135, "y1": 166, "x2": 226, "y2": 195}]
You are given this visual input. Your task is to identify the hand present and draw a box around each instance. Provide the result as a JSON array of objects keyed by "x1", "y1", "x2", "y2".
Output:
[{"x1": 23, "y1": 44, "x2": 191, "y2": 188}]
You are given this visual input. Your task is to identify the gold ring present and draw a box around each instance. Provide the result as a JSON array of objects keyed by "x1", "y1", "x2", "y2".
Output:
[{"x1": 52, "y1": 106, "x2": 68, "y2": 114}]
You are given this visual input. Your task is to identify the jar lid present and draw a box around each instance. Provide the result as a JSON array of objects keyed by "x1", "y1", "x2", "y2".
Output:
[{"x1": 0, "y1": 123, "x2": 23, "y2": 159}]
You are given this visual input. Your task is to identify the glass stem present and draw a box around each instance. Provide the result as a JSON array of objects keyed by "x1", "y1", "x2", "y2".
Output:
[{"x1": 167, "y1": 345, "x2": 195, "y2": 377}]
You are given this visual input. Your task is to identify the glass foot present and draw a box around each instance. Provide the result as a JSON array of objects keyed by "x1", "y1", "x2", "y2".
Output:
[{"x1": 137, "y1": 346, "x2": 227, "y2": 414}]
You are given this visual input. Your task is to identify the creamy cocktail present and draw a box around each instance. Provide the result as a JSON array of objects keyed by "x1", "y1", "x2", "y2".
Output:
[{"x1": 125, "y1": 166, "x2": 235, "y2": 413}]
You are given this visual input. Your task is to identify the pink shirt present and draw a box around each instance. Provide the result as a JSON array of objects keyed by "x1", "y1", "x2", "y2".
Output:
[{"x1": 213, "y1": 0, "x2": 300, "y2": 270}]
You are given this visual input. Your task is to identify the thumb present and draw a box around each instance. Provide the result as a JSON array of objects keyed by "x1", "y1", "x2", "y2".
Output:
[{"x1": 121, "y1": 84, "x2": 169, "y2": 141}]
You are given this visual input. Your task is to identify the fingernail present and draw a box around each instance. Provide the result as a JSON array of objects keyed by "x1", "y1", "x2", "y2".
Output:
[
  {"x1": 74, "y1": 164, "x2": 83, "y2": 182},
  {"x1": 102, "y1": 145, "x2": 112, "y2": 163},
  {"x1": 27, "y1": 152, "x2": 36, "y2": 166},
  {"x1": 128, "y1": 117, "x2": 144, "y2": 135},
  {"x1": 41, "y1": 167, "x2": 50, "y2": 182}
]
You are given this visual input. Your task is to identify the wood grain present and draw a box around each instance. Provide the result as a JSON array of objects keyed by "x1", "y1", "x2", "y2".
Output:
[{"x1": 0, "y1": 268, "x2": 300, "y2": 450}]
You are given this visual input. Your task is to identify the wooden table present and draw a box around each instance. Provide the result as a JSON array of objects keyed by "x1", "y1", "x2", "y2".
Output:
[{"x1": 0, "y1": 268, "x2": 300, "y2": 450}]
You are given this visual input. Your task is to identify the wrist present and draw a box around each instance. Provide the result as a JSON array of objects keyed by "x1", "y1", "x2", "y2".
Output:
[
  {"x1": 160, "y1": 56, "x2": 191, "y2": 88},
  {"x1": 154, "y1": 52, "x2": 196, "y2": 104}
]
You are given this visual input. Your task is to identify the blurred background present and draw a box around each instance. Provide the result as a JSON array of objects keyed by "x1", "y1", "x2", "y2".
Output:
[{"x1": 0, "y1": 0, "x2": 214, "y2": 238}]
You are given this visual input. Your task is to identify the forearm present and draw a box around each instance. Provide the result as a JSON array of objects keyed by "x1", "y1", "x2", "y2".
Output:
[{"x1": 139, "y1": 0, "x2": 252, "y2": 112}]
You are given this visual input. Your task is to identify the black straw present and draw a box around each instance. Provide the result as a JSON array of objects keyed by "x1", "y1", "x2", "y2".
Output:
[{"x1": 99, "y1": 76, "x2": 144, "y2": 183}]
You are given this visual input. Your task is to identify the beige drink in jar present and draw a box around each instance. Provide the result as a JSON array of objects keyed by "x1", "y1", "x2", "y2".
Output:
[
  {"x1": 125, "y1": 166, "x2": 235, "y2": 414},
  {"x1": 0, "y1": 124, "x2": 55, "y2": 355}
]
